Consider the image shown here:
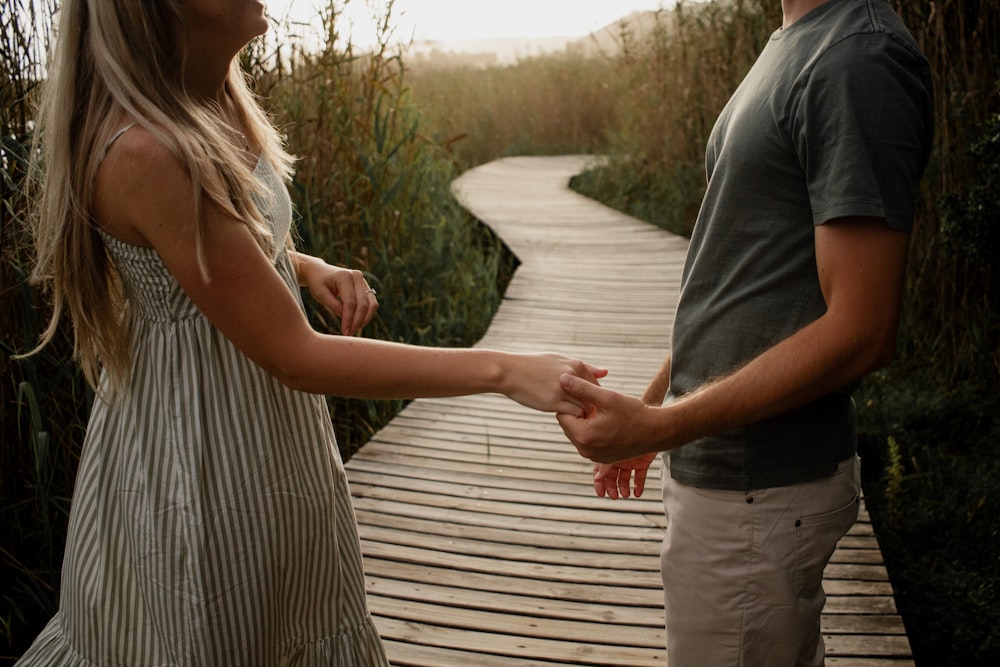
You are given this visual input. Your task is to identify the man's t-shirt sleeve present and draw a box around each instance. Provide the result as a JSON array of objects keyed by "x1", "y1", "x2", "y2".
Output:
[{"x1": 791, "y1": 32, "x2": 934, "y2": 231}]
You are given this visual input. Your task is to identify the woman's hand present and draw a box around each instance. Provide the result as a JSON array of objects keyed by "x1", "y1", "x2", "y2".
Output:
[
  {"x1": 293, "y1": 252, "x2": 378, "y2": 337},
  {"x1": 502, "y1": 353, "x2": 607, "y2": 416},
  {"x1": 593, "y1": 454, "x2": 658, "y2": 499}
]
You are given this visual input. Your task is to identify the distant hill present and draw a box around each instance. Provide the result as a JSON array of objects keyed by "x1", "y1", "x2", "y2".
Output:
[
  {"x1": 568, "y1": 11, "x2": 664, "y2": 56},
  {"x1": 404, "y1": 10, "x2": 665, "y2": 67}
]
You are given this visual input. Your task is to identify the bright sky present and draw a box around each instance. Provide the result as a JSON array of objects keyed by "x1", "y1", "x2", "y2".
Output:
[{"x1": 268, "y1": 1, "x2": 672, "y2": 45}]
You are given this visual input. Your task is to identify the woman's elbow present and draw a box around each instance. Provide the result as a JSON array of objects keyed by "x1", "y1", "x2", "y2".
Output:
[
  {"x1": 272, "y1": 366, "x2": 315, "y2": 393},
  {"x1": 255, "y1": 339, "x2": 323, "y2": 394}
]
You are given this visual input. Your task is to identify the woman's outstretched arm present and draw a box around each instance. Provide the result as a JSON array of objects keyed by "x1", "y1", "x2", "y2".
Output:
[{"x1": 95, "y1": 127, "x2": 602, "y2": 414}]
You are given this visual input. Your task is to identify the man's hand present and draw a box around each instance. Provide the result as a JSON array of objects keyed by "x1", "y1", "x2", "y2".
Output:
[{"x1": 556, "y1": 374, "x2": 656, "y2": 463}]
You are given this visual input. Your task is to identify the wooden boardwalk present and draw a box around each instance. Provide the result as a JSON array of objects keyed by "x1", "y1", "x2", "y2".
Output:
[{"x1": 344, "y1": 156, "x2": 913, "y2": 666}]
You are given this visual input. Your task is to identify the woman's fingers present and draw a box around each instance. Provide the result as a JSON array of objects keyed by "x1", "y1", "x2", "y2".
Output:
[{"x1": 336, "y1": 270, "x2": 379, "y2": 336}]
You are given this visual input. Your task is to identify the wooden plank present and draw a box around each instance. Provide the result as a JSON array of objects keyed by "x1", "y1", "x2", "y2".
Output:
[
  {"x1": 363, "y1": 559, "x2": 665, "y2": 607},
  {"x1": 351, "y1": 495, "x2": 663, "y2": 542},
  {"x1": 826, "y1": 660, "x2": 915, "y2": 667},
  {"x1": 357, "y1": 522, "x2": 660, "y2": 571},
  {"x1": 346, "y1": 156, "x2": 912, "y2": 665},
  {"x1": 372, "y1": 616, "x2": 667, "y2": 666},
  {"x1": 380, "y1": 640, "x2": 567, "y2": 667},
  {"x1": 354, "y1": 509, "x2": 663, "y2": 556},
  {"x1": 821, "y1": 615, "x2": 908, "y2": 635},
  {"x1": 350, "y1": 483, "x2": 667, "y2": 530},
  {"x1": 369, "y1": 594, "x2": 667, "y2": 647},
  {"x1": 348, "y1": 469, "x2": 665, "y2": 515},
  {"x1": 349, "y1": 449, "x2": 665, "y2": 489},
  {"x1": 822, "y1": 595, "x2": 902, "y2": 614},
  {"x1": 360, "y1": 540, "x2": 662, "y2": 589},
  {"x1": 367, "y1": 577, "x2": 664, "y2": 626},
  {"x1": 824, "y1": 634, "x2": 914, "y2": 657}
]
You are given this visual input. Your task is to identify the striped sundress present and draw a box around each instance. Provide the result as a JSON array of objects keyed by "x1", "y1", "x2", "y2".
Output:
[{"x1": 16, "y1": 152, "x2": 390, "y2": 666}]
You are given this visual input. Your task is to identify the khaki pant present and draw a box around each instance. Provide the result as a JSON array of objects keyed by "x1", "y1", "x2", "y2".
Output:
[{"x1": 661, "y1": 456, "x2": 860, "y2": 667}]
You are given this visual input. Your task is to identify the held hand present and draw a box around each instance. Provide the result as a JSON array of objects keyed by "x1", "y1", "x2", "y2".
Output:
[
  {"x1": 504, "y1": 353, "x2": 607, "y2": 416},
  {"x1": 302, "y1": 262, "x2": 379, "y2": 337},
  {"x1": 593, "y1": 454, "x2": 657, "y2": 499},
  {"x1": 555, "y1": 374, "x2": 652, "y2": 463}
]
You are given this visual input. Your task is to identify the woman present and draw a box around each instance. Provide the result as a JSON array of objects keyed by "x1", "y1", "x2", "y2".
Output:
[{"x1": 16, "y1": 1, "x2": 601, "y2": 664}]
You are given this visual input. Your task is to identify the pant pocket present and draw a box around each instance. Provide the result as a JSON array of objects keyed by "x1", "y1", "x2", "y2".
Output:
[{"x1": 794, "y1": 494, "x2": 860, "y2": 598}]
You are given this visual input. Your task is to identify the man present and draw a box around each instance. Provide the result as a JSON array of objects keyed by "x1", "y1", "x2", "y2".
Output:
[{"x1": 556, "y1": 0, "x2": 933, "y2": 664}]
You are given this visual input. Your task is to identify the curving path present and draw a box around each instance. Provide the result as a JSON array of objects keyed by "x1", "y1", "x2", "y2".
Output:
[{"x1": 344, "y1": 156, "x2": 913, "y2": 666}]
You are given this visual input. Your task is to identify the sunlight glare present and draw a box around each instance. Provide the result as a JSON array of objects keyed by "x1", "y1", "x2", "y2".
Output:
[{"x1": 267, "y1": 0, "x2": 671, "y2": 47}]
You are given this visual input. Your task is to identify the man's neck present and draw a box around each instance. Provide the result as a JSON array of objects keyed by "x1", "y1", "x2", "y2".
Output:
[{"x1": 782, "y1": 0, "x2": 835, "y2": 28}]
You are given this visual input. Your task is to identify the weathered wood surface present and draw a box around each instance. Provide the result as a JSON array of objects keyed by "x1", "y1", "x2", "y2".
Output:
[{"x1": 345, "y1": 155, "x2": 913, "y2": 666}]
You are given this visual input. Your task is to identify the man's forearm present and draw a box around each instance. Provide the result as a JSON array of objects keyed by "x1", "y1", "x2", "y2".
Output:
[
  {"x1": 646, "y1": 312, "x2": 887, "y2": 454},
  {"x1": 642, "y1": 353, "x2": 671, "y2": 405},
  {"x1": 641, "y1": 217, "x2": 908, "y2": 454}
]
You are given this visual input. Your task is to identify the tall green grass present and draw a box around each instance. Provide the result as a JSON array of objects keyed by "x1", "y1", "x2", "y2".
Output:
[
  {"x1": 405, "y1": 50, "x2": 621, "y2": 170},
  {"x1": 1, "y1": 0, "x2": 86, "y2": 659}
]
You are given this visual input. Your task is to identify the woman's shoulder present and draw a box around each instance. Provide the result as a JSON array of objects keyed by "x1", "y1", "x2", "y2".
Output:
[
  {"x1": 94, "y1": 120, "x2": 192, "y2": 246},
  {"x1": 99, "y1": 120, "x2": 181, "y2": 173}
]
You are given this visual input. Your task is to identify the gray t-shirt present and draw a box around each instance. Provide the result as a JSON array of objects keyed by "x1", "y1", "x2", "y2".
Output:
[{"x1": 667, "y1": 0, "x2": 934, "y2": 490}]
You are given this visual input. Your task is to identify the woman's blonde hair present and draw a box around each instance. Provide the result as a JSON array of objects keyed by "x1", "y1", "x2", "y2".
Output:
[{"x1": 25, "y1": 0, "x2": 295, "y2": 393}]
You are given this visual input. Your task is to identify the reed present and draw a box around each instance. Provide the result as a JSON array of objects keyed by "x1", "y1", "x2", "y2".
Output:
[
  {"x1": 1, "y1": 0, "x2": 83, "y2": 655},
  {"x1": 405, "y1": 50, "x2": 621, "y2": 170}
]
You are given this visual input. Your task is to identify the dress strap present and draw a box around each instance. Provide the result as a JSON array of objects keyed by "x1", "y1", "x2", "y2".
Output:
[{"x1": 96, "y1": 123, "x2": 137, "y2": 168}]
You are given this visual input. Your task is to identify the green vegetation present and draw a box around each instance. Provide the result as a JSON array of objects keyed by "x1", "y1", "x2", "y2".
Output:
[{"x1": 2, "y1": 0, "x2": 997, "y2": 665}]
